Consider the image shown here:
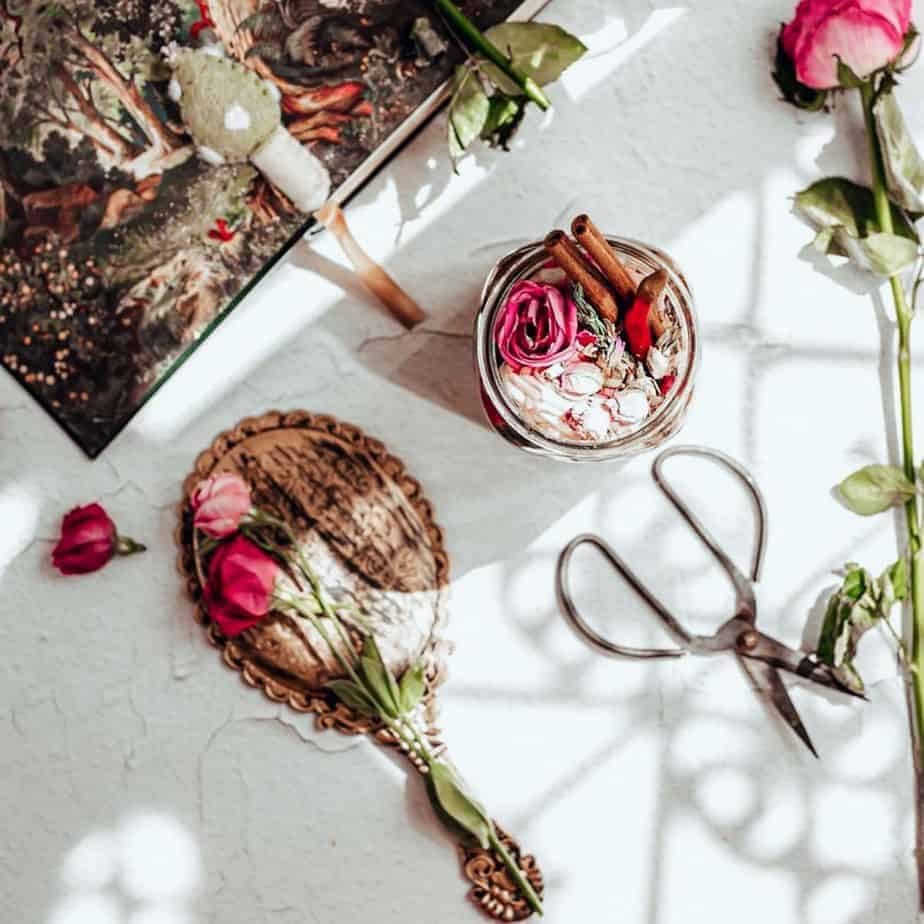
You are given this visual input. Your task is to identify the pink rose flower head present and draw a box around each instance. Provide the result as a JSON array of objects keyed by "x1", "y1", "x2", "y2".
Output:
[
  {"x1": 203, "y1": 535, "x2": 280, "y2": 637},
  {"x1": 495, "y1": 279, "x2": 578, "y2": 370},
  {"x1": 191, "y1": 472, "x2": 252, "y2": 538},
  {"x1": 782, "y1": 0, "x2": 912, "y2": 89},
  {"x1": 51, "y1": 502, "x2": 145, "y2": 575}
]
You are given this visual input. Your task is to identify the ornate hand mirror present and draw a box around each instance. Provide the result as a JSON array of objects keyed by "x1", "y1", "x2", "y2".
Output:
[{"x1": 176, "y1": 410, "x2": 543, "y2": 920}]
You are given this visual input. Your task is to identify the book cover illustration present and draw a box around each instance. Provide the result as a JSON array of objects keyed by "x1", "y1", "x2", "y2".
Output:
[{"x1": 0, "y1": 0, "x2": 526, "y2": 456}]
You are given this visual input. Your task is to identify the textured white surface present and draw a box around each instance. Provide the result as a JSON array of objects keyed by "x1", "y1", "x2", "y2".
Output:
[{"x1": 2, "y1": 1, "x2": 924, "y2": 921}]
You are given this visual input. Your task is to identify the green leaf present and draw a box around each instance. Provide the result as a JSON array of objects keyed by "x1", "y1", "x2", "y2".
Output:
[
  {"x1": 326, "y1": 680, "x2": 379, "y2": 717},
  {"x1": 359, "y1": 657, "x2": 399, "y2": 717},
  {"x1": 838, "y1": 464, "x2": 917, "y2": 515},
  {"x1": 836, "y1": 56, "x2": 864, "y2": 89},
  {"x1": 359, "y1": 636, "x2": 402, "y2": 718},
  {"x1": 840, "y1": 563, "x2": 868, "y2": 600},
  {"x1": 861, "y1": 231, "x2": 922, "y2": 276},
  {"x1": 480, "y1": 95, "x2": 527, "y2": 150},
  {"x1": 795, "y1": 177, "x2": 920, "y2": 276},
  {"x1": 771, "y1": 26, "x2": 828, "y2": 111},
  {"x1": 884, "y1": 557, "x2": 908, "y2": 602},
  {"x1": 426, "y1": 761, "x2": 492, "y2": 849},
  {"x1": 481, "y1": 23, "x2": 587, "y2": 95},
  {"x1": 398, "y1": 661, "x2": 427, "y2": 713},
  {"x1": 448, "y1": 66, "x2": 491, "y2": 163},
  {"x1": 816, "y1": 564, "x2": 886, "y2": 694},
  {"x1": 875, "y1": 91, "x2": 924, "y2": 214},
  {"x1": 893, "y1": 24, "x2": 921, "y2": 74}
]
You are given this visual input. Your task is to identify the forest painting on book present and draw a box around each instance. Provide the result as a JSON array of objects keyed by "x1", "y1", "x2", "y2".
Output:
[{"x1": 0, "y1": 0, "x2": 532, "y2": 456}]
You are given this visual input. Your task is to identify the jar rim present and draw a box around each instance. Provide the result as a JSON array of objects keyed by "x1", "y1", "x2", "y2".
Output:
[{"x1": 474, "y1": 236, "x2": 700, "y2": 460}]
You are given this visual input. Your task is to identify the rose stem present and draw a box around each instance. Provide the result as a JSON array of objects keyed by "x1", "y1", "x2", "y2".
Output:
[
  {"x1": 487, "y1": 827, "x2": 543, "y2": 916},
  {"x1": 431, "y1": 0, "x2": 550, "y2": 111},
  {"x1": 544, "y1": 230, "x2": 619, "y2": 323},
  {"x1": 860, "y1": 78, "x2": 924, "y2": 909},
  {"x1": 278, "y1": 529, "x2": 542, "y2": 914},
  {"x1": 571, "y1": 214, "x2": 636, "y2": 309},
  {"x1": 314, "y1": 201, "x2": 426, "y2": 329}
]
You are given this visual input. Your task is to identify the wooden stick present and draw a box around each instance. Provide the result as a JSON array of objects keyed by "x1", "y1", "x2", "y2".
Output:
[
  {"x1": 314, "y1": 201, "x2": 426, "y2": 329},
  {"x1": 571, "y1": 214, "x2": 636, "y2": 310},
  {"x1": 543, "y1": 230, "x2": 619, "y2": 323}
]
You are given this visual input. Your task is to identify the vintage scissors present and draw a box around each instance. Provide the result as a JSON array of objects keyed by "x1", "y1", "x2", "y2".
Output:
[{"x1": 556, "y1": 445, "x2": 864, "y2": 757}]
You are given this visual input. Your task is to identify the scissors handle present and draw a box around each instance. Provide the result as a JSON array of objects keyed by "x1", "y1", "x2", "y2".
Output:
[
  {"x1": 557, "y1": 534, "x2": 690, "y2": 659},
  {"x1": 653, "y1": 445, "x2": 767, "y2": 618}
]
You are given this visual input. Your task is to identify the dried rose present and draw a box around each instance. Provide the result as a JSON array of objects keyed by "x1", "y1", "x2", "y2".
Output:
[
  {"x1": 495, "y1": 279, "x2": 578, "y2": 369},
  {"x1": 52, "y1": 503, "x2": 145, "y2": 575},
  {"x1": 191, "y1": 472, "x2": 252, "y2": 538},
  {"x1": 203, "y1": 535, "x2": 280, "y2": 637},
  {"x1": 781, "y1": 0, "x2": 912, "y2": 89}
]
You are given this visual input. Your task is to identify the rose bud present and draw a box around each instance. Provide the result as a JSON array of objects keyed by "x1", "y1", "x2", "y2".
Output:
[
  {"x1": 781, "y1": 0, "x2": 912, "y2": 90},
  {"x1": 52, "y1": 503, "x2": 146, "y2": 575},
  {"x1": 495, "y1": 279, "x2": 578, "y2": 369},
  {"x1": 203, "y1": 535, "x2": 280, "y2": 637},
  {"x1": 191, "y1": 472, "x2": 252, "y2": 538}
]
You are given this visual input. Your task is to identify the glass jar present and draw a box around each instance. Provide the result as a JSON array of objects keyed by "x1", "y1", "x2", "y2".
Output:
[{"x1": 474, "y1": 236, "x2": 698, "y2": 462}]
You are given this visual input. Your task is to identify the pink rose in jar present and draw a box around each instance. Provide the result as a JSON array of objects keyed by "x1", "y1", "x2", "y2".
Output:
[
  {"x1": 495, "y1": 279, "x2": 578, "y2": 370},
  {"x1": 781, "y1": 0, "x2": 912, "y2": 89}
]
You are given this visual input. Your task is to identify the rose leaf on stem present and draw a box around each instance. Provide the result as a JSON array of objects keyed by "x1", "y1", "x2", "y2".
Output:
[
  {"x1": 446, "y1": 21, "x2": 586, "y2": 163},
  {"x1": 479, "y1": 23, "x2": 587, "y2": 95},
  {"x1": 874, "y1": 90, "x2": 924, "y2": 215},
  {"x1": 398, "y1": 661, "x2": 427, "y2": 713},
  {"x1": 794, "y1": 176, "x2": 920, "y2": 276},
  {"x1": 325, "y1": 679, "x2": 380, "y2": 717},
  {"x1": 816, "y1": 559, "x2": 908, "y2": 693},
  {"x1": 448, "y1": 67, "x2": 491, "y2": 164},
  {"x1": 426, "y1": 761, "x2": 493, "y2": 849},
  {"x1": 358, "y1": 636, "x2": 402, "y2": 718},
  {"x1": 838, "y1": 463, "x2": 917, "y2": 515}
]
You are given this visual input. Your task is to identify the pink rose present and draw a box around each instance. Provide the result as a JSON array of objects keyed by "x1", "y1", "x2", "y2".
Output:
[
  {"x1": 495, "y1": 279, "x2": 578, "y2": 369},
  {"x1": 52, "y1": 503, "x2": 145, "y2": 575},
  {"x1": 782, "y1": 0, "x2": 912, "y2": 89},
  {"x1": 203, "y1": 535, "x2": 280, "y2": 637},
  {"x1": 191, "y1": 472, "x2": 252, "y2": 538}
]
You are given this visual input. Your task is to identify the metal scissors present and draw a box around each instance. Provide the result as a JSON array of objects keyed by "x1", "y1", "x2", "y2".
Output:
[{"x1": 556, "y1": 445, "x2": 864, "y2": 757}]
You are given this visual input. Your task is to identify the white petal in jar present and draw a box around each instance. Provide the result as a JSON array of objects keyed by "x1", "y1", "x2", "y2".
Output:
[
  {"x1": 615, "y1": 389, "x2": 651, "y2": 421},
  {"x1": 500, "y1": 366, "x2": 578, "y2": 439},
  {"x1": 560, "y1": 362, "x2": 604, "y2": 397},
  {"x1": 647, "y1": 346, "x2": 670, "y2": 379},
  {"x1": 530, "y1": 266, "x2": 568, "y2": 287},
  {"x1": 573, "y1": 400, "x2": 612, "y2": 440}
]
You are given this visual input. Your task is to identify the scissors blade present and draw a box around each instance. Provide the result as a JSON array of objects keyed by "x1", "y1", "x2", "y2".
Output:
[
  {"x1": 737, "y1": 654, "x2": 819, "y2": 758},
  {"x1": 745, "y1": 632, "x2": 867, "y2": 700}
]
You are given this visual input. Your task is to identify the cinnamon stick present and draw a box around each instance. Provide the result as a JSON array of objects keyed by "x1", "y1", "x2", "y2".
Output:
[
  {"x1": 543, "y1": 230, "x2": 619, "y2": 323},
  {"x1": 571, "y1": 214, "x2": 636, "y2": 310},
  {"x1": 315, "y1": 201, "x2": 425, "y2": 329}
]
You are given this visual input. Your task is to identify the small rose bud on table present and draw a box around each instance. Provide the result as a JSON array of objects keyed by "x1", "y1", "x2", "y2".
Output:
[{"x1": 52, "y1": 503, "x2": 145, "y2": 575}]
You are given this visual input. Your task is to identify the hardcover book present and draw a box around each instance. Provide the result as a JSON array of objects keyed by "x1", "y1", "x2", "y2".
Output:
[{"x1": 0, "y1": 0, "x2": 545, "y2": 456}]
